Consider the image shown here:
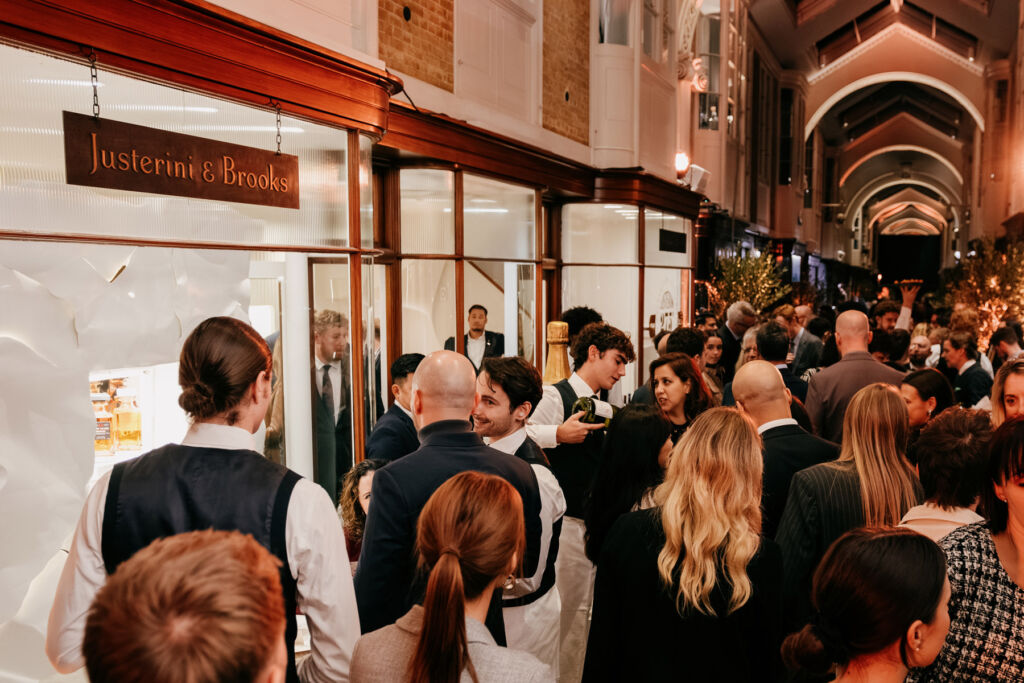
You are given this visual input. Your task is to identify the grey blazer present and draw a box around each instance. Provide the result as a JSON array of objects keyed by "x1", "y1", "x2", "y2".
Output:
[
  {"x1": 804, "y1": 350, "x2": 905, "y2": 442},
  {"x1": 351, "y1": 605, "x2": 554, "y2": 683}
]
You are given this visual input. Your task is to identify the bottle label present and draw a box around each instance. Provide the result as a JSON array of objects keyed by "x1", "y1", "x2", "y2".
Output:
[
  {"x1": 95, "y1": 418, "x2": 111, "y2": 441},
  {"x1": 592, "y1": 400, "x2": 614, "y2": 420}
]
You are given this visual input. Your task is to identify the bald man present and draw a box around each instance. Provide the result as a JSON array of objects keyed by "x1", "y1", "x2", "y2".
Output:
[
  {"x1": 733, "y1": 361, "x2": 839, "y2": 538},
  {"x1": 354, "y1": 351, "x2": 543, "y2": 644},
  {"x1": 804, "y1": 311, "x2": 905, "y2": 442}
]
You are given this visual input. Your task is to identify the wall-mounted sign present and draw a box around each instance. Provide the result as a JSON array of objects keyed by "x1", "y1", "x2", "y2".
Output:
[
  {"x1": 63, "y1": 111, "x2": 300, "y2": 209},
  {"x1": 658, "y1": 228, "x2": 687, "y2": 254}
]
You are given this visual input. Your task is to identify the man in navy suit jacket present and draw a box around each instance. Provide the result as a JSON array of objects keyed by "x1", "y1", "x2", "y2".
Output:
[
  {"x1": 365, "y1": 353, "x2": 424, "y2": 462},
  {"x1": 354, "y1": 351, "x2": 543, "y2": 645},
  {"x1": 732, "y1": 361, "x2": 839, "y2": 538}
]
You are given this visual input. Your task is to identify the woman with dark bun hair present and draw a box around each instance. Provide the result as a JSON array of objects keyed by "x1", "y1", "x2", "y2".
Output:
[
  {"x1": 47, "y1": 317, "x2": 360, "y2": 683},
  {"x1": 783, "y1": 527, "x2": 950, "y2": 683},
  {"x1": 901, "y1": 368, "x2": 956, "y2": 430},
  {"x1": 351, "y1": 471, "x2": 553, "y2": 682}
]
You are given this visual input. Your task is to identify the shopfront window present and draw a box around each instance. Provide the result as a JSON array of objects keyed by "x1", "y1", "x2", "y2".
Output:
[
  {"x1": 394, "y1": 169, "x2": 538, "y2": 368},
  {"x1": 400, "y1": 169, "x2": 455, "y2": 254},
  {"x1": 463, "y1": 173, "x2": 535, "y2": 260},
  {"x1": 402, "y1": 259, "x2": 456, "y2": 353},
  {"x1": 561, "y1": 203, "x2": 642, "y2": 394},
  {"x1": 0, "y1": 44, "x2": 349, "y2": 248},
  {"x1": 0, "y1": 43, "x2": 374, "y2": 650}
]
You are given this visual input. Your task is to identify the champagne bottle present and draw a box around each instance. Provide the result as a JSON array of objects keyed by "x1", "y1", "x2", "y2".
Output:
[
  {"x1": 571, "y1": 396, "x2": 617, "y2": 427},
  {"x1": 543, "y1": 321, "x2": 571, "y2": 385}
]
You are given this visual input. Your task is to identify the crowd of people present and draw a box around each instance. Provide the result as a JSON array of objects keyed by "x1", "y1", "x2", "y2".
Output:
[{"x1": 43, "y1": 285, "x2": 1024, "y2": 682}]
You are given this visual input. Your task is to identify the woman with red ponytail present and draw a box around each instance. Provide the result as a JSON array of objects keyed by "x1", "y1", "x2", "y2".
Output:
[{"x1": 351, "y1": 471, "x2": 553, "y2": 682}]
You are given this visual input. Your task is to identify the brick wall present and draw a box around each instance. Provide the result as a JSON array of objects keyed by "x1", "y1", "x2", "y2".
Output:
[
  {"x1": 543, "y1": 0, "x2": 589, "y2": 145},
  {"x1": 379, "y1": 0, "x2": 454, "y2": 92}
]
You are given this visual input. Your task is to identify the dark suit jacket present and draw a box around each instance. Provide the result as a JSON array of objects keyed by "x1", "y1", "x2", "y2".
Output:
[
  {"x1": 791, "y1": 330, "x2": 823, "y2": 378},
  {"x1": 954, "y1": 362, "x2": 993, "y2": 408},
  {"x1": 718, "y1": 323, "x2": 744, "y2": 383},
  {"x1": 354, "y1": 419, "x2": 543, "y2": 644},
  {"x1": 365, "y1": 404, "x2": 419, "y2": 463},
  {"x1": 584, "y1": 509, "x2": 783, "y2": 683},
  {"x1": 315, "y1": 380, "x2": 351, "y2": 503},
  {"x1": 443, "y1": 331, "x2": 505, "y2": 369},
  {"x1": 629, "y1": 383, "x2": 654, "y2": 406},
  {"x1": 759, "y1": 424, "x2": 839, "y2": 540},
  {"x1": 775, "y1": 460, "x2": 923, "y2": 630},
  {"x1": 805, "y1": 351, "x2": 905, "y2": 443}
]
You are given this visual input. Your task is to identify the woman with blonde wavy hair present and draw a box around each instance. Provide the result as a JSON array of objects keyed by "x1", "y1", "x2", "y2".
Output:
[
  {"x1": 776, "y1": 383, "x2": 923, "y2": 633},
  {"x1": 582, "y1": 407, "x2": 783, "y2": 682}
]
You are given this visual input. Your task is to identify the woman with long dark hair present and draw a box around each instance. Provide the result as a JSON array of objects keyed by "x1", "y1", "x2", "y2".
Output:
[
  {"x1": 783, "y1": 527, "x2": 950, "y2": 682},
  {"x1": 583, "y1": 404, "x2": 672, "y2": 563},
  {"x1": 350, "y1": 471, "x2": 552, "y2": 682},
  {"x1": 649, "y1": 352, "x2": 714, "y2": 444},
  {"x1": 47, "y1": 316, "x2": 358, "y2": 682}
]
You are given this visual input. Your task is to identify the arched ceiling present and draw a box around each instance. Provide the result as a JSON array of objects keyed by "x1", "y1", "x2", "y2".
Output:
[
  {"x1": 749, "y1": 0, "x2": 1017, "y2": 72},
  {"x1": 818, "y1": 81, "x2": 971, "y2": 145}
]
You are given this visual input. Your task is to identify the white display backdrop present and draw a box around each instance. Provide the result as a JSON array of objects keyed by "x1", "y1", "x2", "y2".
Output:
[{"x1": 0, "y1": 240, "x2": 250, "y2": 682}]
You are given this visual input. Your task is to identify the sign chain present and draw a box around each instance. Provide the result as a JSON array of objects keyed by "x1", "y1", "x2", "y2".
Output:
[
  {"x1": 274, "y1": 102, "x2": 282, "y2": 156},
  {"x1": 88, "y1": 49, "x2": 100, "y2": 120}
]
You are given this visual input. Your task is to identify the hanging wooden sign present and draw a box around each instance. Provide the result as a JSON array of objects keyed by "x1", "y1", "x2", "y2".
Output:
[{"x1": 63, "y1": 111, "x2": 300, "y2": 209}]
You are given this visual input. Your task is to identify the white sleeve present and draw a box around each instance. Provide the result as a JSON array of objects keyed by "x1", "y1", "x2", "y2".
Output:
[
  {"x1": 288, "y1": 479, "x2": 361, "y2": 683},
  {"x1": 46, "y1": 472, "x2": 111, "y2": 673},
  {"x1": 526, "y1": 385, "x2": 566, "y2": 449},
  {"x1": 505, "y1": 465, "x2": 566, "y2": 597},
  {"x1": 896, "y1": 306, "x2": 913, "y2": 331}
]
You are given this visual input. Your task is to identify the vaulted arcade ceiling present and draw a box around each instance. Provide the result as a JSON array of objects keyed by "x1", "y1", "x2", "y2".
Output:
[{"x1": 750, "y1": 0, "x2": 1017, "y2": 71}]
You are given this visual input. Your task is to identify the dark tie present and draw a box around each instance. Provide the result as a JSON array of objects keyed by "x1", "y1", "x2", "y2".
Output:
[{"x1": 321, "y1": 365, "x2": 334, "y2": 417}]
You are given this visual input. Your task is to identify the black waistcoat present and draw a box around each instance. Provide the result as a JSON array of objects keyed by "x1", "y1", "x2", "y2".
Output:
[
  {"x1": 543, "y1": 380, "x2": 606, "y2": 519},
  {"x1": 101, "y1": 444, "x2": 301, "y2": 683}
]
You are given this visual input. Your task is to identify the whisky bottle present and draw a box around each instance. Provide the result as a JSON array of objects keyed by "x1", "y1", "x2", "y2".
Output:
[
  {"x1": 571, "y1": 396, "x2": 617, "y2": 427},
  {"x1": 92, "y1": 393, "x2": 114, "y2": 455},
  {"x1": 114, "y1": 388, "x2": 142, "y2": 450}
]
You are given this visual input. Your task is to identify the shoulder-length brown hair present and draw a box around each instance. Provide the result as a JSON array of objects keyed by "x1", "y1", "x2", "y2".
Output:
[
  {"x1": 649, "y1": 352, "x2": 714, "y2": 420},
  {"x1": 411, "y1": 471, "x2": 525, "y2": 683}
]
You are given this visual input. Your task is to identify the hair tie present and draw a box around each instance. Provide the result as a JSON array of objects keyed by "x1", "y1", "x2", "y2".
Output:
[
  {"x1": 810, "y1": 612, "x2": 849, "y2": 663},
  {"x1": 440, "y1": 547, "x2": 461, "y2": 560}
]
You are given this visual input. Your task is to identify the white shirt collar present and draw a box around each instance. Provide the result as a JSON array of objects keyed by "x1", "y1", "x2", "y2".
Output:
[
  {"x1": 757, "y1": 417, "x2": 798, "y2": 434},
  {"x1": 774, "y1": 363, "x2": 788, "y2": 370},
  {"x1": 569, "y1": 371, "x2": 599, "y2": 398},
  {"x1": 958, "y1": 359, "x2": 977, "y2": 376},
  {"x1": 485, "y1": 427, "x2": 528, "y2": 454},
  {"x1": 794, "y1": 327, "x2": 805, "y2": 345},
  {"x1": 396, "y1": 401, "x2": 413, "y2": 419},
  {"x1": 182, "y1": 422, "x2": 256, "y2": 451}
]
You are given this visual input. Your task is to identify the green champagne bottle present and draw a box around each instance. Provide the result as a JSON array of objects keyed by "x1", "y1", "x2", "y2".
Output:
[{"x1": 571, "y1": 396, "x2": 617, "y2": 428}]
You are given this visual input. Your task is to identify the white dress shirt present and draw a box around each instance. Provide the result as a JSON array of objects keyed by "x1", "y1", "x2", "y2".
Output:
[
  {"x1": 46, "y1": 422, "x2": 360, "y2": 683},
  {"x1": 487, "y1": 428, "x2": 566, "y2": 672},
  {"x1": 526, "y1": 373, "x2": 619, "y2": 449},
  {"x1": 757, "y1": 417, "x2": 798, "y2": 435},
  {"x1": 467, "y1": 333, "x2": 487, "y2": 369}
]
